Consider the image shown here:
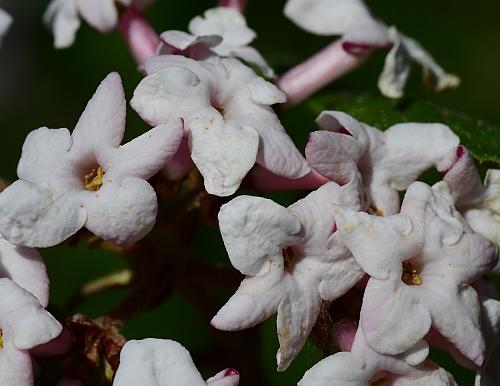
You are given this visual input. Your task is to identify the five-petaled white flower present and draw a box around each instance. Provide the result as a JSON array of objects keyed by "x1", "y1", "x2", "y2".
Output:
[
  {"x1": 43, "y1": 0, "x2": 154, "y2": 48},
  {"x1": 212, "y1": 180, "x2": 365, "y2": 370},
  {"x1": 284, "y1": 0, "x2": 460, "y2": 98},
  {"x1": 306, "y1": 111, "x2": 459, "y2": 215},
  {"x1": 131, "y1": 54, "x2": 309, "y2": 196},
  {"x1": 441, "y1": 146, "x2": 500, "y2": 274},
  {"x1": 113, "y1": 339, "x2": 239, "y2": 386},
  {"x1": 158, "y1": 7, "x2": 274, "y2": 78},
  {"x1": 299, "y1": 326, "x2": 457, "y2": 386},
  {"x1": 0, "y1": 72, "x2": 183, "y2": 248},
  {"x1": 335, "y1": 181, "x2": 498, "y2": 365}
]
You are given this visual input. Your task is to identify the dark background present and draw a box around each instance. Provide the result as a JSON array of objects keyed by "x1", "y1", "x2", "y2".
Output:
[{"x1": 0, "y1": 0, "x2": 499, "y2": 384}]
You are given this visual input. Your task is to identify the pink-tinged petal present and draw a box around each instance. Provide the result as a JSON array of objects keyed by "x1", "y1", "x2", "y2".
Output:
[
  {"x1": 113, "y1": 339, "x2": 206, "y2": 386},
  {"x1": 43, "y1": 0, "x2": 81, "y2": 49},
  {"x1": 335, "y1": 208, "x2": 419, "y2": 280},
  {"x1": 211, "y1": 269, "x2": 286, "y2": 331},
  {"x1": 77, "y1": 0, "x2": 118, "y2": 33},
  {"x1": 163, "y1": 136, "x2": 195, "y2": 180},
  {"x1": 425, "y1": 282, "x2": 484, "y2": 366},
  {"x1": 189, "y1": 118, "x2": 259, "y2": 196},
  {"x1": 251, "y1": 166, "x2": 329, "y2": 191},
  {"x1": 441, "y1": 146, "x2": 485, "y2": 206},
  {"x1": 0, "y1": 180, "x2": 86, "y2": 248},
  {"x1": 298, "y1": 351, "x2": 367, "y2": 386},
  {"x1": 276, "y1": 281, "x2": 321, "y2": 371},
  {"x1": 284, "y1": 0, "x2": 388, "y2": 45},
  {"x1": 105, "y1": 121, "x2": 183, "y2": 181},
  {"x1": 17, "y1": 127, "x2": 76, "y2": 190},
  {"x1": 246, "y1": 74, "x2": 286, "y2": 105},
  {"x1": 218, "y1": 196, "x2": 301, "y2": 276},
  {"x1": 206, "y1": 369, "x2": 240, "y2": 386},
  {"x1": 71, "y1": 72, "x2": 126, "y2": 160},
  {"x1": 477, "y1": 297, "x2": 500, "y2": 386},
  {"x1": 0, "y1": 236, "x2": 49, "y2": 307},
  {"x1": 0, "y1": 278, "x2": 62, "y2": 350},
  {"x1": 315, "y1": 110, "x2": 373, "y2": 149},
  {"x1": 0, "y1": 339, "x2": 35, "y2": 386},
  {"x1": 465, "y1": 209, "x2": 500, "y2": 262},
  {"x1": 83, "y1": 177, "x2": 157, "y2": 245},
  {"x1": 361, "y1": 278, "x2": 432, "y2": 355},
  {"x1": 305, "y1": 130, "x2": 362, "y2": 184}
]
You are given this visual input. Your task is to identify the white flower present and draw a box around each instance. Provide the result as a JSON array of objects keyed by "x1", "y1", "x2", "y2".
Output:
[
  {"x1": 299, "y1": 326, "x2": 457, "y2": 386},
  {"x1": 212, "y1": 181, "x2": 365, "y2": 370},
  {"x1": 306, "y1": 111, "x2": 459, "y2": 215},
  {"x1": 0, "y1": 8, "x2": 12, "y2": 49},
  {"x1": 131, "y1": 55, "x2": 310, "y2": 196},
  {"x1": 0, "y1": 73, "x2": 183, "y2": 248},
  {"x1": 335, "y1": 182, "x2": 498, "y2": 365},
  {"x1": 113, "y1": 339, "x2": 239, "y2": 386},
  {"x1": 441, "y1": 146, "x2": 500, "y2": 274},
  {"x1": 43, "y1": 0, "x2": 153, "y2": 48},
  {"x1": 0, "y1": 278, "x2": 62, "y2": 386},
  {"x1": 284, "y1": 0, "x2": 460, "y2": 98},
  {"x1": 159, "y1": 7, "x2": 274, "y2": 78}
]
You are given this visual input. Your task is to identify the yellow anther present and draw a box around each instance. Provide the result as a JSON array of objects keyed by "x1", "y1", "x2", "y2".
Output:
[
  {"x1": 401, "y1": 261, "x2": 423, "y2": 286},
  {"x1": 84, "y1": 165, "x2": 104, "y2": 191},
  {"x1": 282, "y1": 246, "x2": 296, "y2": 270},
  {"x1": 0, "y1": 330, "x2": 3, "y2": 349}
]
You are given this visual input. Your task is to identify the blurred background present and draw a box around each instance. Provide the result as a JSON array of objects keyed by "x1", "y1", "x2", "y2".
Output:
[{"x1": 0, "y1": 0, "x2": 499, "y2": 384}]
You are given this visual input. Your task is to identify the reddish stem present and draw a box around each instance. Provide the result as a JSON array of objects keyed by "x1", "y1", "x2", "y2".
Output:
[{"x1": 118, "y1": 6, "x2": 161, "y2": 66}]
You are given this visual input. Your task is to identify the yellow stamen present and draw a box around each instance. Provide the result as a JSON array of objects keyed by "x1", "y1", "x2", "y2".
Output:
[
  {"x1": 0, "y1": 330, "x2": 3, "y2": 349},
  {"x1": 402, "y1": 261, "x2": 422, "y2": 285},
  {"x1": 84, "y1": 165, "x2": 104, "y2": 191}
]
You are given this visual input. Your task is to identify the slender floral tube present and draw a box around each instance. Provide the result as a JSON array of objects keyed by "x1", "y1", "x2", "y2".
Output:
[
  {"x1": 277, "y1": 39, "x2": 373, "y2": 106},
  {"x1": 218, "y1": 0, "x2": 247, "y2": 13},
  {"x1": 119, "y1": 6, "x2": 161, "y2": 66}
]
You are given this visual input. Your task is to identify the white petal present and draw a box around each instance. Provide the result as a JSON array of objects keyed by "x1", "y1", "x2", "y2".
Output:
[
  {"x1": 361, "y1": 278, "x2": 432, "y2": 355},
  {"x1": 0, "y1": 8, "x2": 12, "y2": 46},
  {"x1": 17, "y1": 127, "x2": 76, "y2": 190},
  {"x1": 231, "y1": 46, "x2": 275, "y2": 78},
  {"x1": 189, "y1": 116, "x2": 259, "y2": 196},
  {"x1": 218, "y1": 196, "x2": 301, "y2": 276},
  {"x1": 211, "y1": 269, "x2": 286, "y2": 331},
  {"x1": 159, "y1": 30, "x2": 221, "y2": 52},
  {"x1": 298, "y1": 351, "x2": 367, "y2": 386},
  {"x1": 189, "y1": 7, "x2": 256, "y2": 53},
  {"x1": 284, "y1": 0, "x2": 388, "y2": 45},
  {"x1": 0, "y1": 339, "x2": 35, "y2": 386},
  {"x1": 276, "y1": 282, "x2": 321, "y2": 371},
  {"x1": 105, "y1": 121, "x2": 184, "y2": 181},
  {"x1": 77, "y1": 0, "x2": 118, "y2": 33},
  {"x1": 113, "y1": 339, "x2": 206, "y2": 386},
  {"x1": 0, "y1": 236, "x2": 49, "y2": 307},
  {"x1": 0, "y1": 180, "x2": 86, "y2": 248},
  {"x1": 71, "y1": 72, "x2": 126, "y2": 161},
  {"x1": 83, "y1": 177, "x2": 158, "y2": 245},
  {"x1": 43, "y1": 0, "x2": 80, "y2": 49},
  {"x1": 425, "y1": 283, "x2": 484, "y2": 366},
  {"x1": 0, "y1": 278, "x2": 61, "y2": 350}
]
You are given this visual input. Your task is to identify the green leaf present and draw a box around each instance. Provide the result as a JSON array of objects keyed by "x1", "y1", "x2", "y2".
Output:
[{"x1": 281, "y1": 92, "x2": 500, "y2": 166}]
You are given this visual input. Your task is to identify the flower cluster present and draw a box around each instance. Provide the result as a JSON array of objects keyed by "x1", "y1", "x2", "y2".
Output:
[{"x1": 0, "y1": 0, "x2": 499, "y2": 385}]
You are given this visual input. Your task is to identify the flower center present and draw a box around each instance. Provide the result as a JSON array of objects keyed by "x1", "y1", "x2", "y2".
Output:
[
  {"x1": 401, "y1": 261, "x2": 422, "y2": 286},
  {"x1": 0, "y1": 330, "x2": 3, "y2": 349},
  {"x1": 282, "y1": 246, "x2": 296, "y2": 270},
  {"x1": 84, "y1": 165, "x2": 104, "y2": 191}
]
